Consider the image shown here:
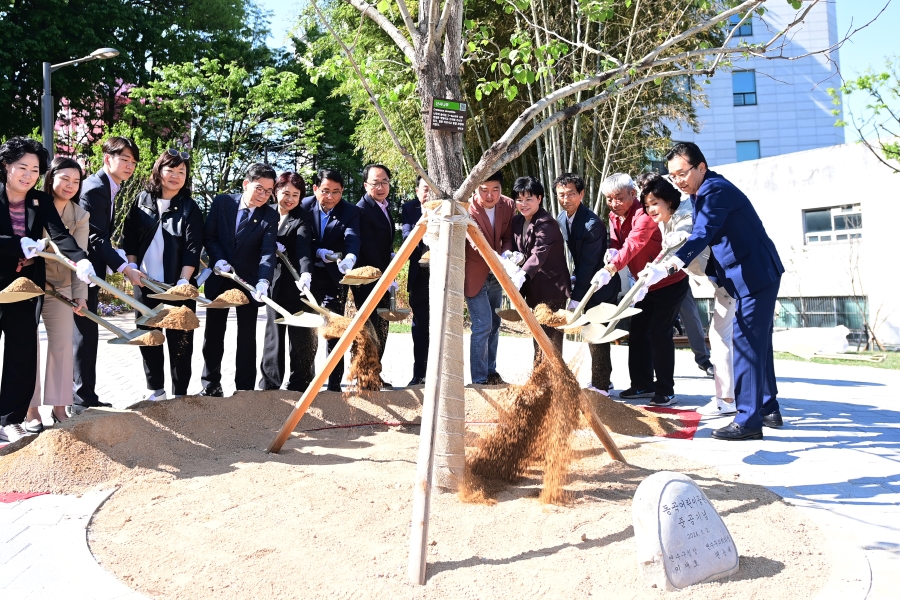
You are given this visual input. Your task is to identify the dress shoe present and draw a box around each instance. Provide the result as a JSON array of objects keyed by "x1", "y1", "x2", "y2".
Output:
[
  {"x1": 378, "y1": 378, "x2": 393, "y2": 391},
  {"x1": 407, "y1": 377, "x2": 426, "y2": 386},
  {"x1": 711, "y1": 422, "x2": 763, "y2": 441},
  {"x1": 96, "y1": 400, "x2": 113, "y2": 408},
  {"x1": 762, "y1": 411, "x2": 784, "y2": 428},
  {"x1": 326, "y1": 383, "x2": 343, "y2": 393},
  {"x1": 699, "y1": 362, "x2": 715, "y2": 377},
  {"x1": 485, "y1": 372, "x2": 506, "y2": 386},
  {"x1": 67, "y1": 404, "x2": 88, "y2": 417},
  {"x1": 198, "y1": 385, "x2": 224, "y2": 397}
]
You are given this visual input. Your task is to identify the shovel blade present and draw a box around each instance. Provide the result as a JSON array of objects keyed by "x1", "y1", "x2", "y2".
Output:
[
  {"x1": 274, "y1": 312, "x2": 326, "y2": 328},
  {"x1": 377, "y1": 309, "x2": 410, "y2": 322},
  {"x1": 0, "y1": 291, "x2": 44, "y2": 303},
  {"x1": 302, "y1": 298, "x2": 340, "y2": 318},
  {"x1": 202, "y1": 300, "x2": 245, "y2": 309},
  {"x1": 147, "y1": 292, "x2": 196, "y2": 303},
  {"x1": 582, "y1": 323, "x2": 629, "y2": 344},
  {"x1": 496, "y1": 308, "x2": 521, "y2": 322}
]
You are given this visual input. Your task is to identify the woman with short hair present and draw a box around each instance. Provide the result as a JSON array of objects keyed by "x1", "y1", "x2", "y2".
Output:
[
  {"x1": 0, "y1": 137, "x2": 94, "y2": 442},
  {"x1": 122, "y1": 149, "x2": 203, "y2": 401},
  {"x1": 259, "y1": 172, "x2": 316, "y2": 391},
  {"x1": 23, "y1": 158, "x2": 90, "y2": 432}
]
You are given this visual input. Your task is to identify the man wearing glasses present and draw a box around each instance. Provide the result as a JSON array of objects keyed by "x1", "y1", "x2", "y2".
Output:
[
  {"x1": 301, "y1": 169, "x2": 360, "y2": 392},
  {"x1": 642, "y1": 142, "x2": 784, "y2": 440},
  {"x1": 354, "y1": 164, "x2": 396, "y2": 389},
  {"x1": 199, "y1": 163, "x2": 279, "y2": 396}
]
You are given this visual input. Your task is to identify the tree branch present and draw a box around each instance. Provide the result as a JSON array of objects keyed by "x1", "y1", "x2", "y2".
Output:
[
  {"x1": 344, "y1": 0, "x2": 418, "y2": 66},
  {"x1": 432, "y1": 0, "x2": 453, "y2": 49},
  {"x1": 394, "y1": 0, "x2": 421, "y2": 47}
]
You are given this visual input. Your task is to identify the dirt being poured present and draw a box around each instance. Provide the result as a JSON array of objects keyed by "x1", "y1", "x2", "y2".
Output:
[
  {"x1": 533, "y1": 304, "x2": 571, "y2": 327},
  {"x1": 167, "y1": 283, "x2": 200, "y2": 298},
  {"x1": 126, "y1": 330, "x2": 165, "y2": 346},
  {"x1": 143, "y1": 306, "x2": 200, "y2": 330},
  {"x1": 213, "y1": 289, "x2": 248, "y2": 305},
  {"x1": 345, "y1": 266, "x2": 381, "y2": 279},
  {"x1": 2, "y1": 277, "x2": 43, "y2": 294},
  {"x1": 321, "y1": 316, "x2": 383, "y2": 391}
]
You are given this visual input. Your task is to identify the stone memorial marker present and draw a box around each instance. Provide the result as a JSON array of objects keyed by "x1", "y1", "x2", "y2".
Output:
[{"x1": 633, "y1": 471, "x2": 739, "y2": 591}]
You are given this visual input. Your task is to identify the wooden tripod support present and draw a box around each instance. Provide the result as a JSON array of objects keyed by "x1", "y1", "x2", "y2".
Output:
[
  {"x1": 267, "y1": 219, "x2": 429, "y2": 453},
  {"x1": 465, "y1": 222, "x2": 626, "y2": 463}
]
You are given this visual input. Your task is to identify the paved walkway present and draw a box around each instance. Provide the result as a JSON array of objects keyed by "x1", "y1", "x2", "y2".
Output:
[{"x1": 1, "y1": 310, "x2": 898, "y2": 598}]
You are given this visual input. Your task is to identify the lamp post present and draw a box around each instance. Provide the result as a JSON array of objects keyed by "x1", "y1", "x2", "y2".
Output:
[{"x1": 42, "y1": 47, "x2": 120, "y2": 160}]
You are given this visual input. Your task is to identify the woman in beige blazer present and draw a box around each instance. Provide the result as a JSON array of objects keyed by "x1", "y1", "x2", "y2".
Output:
[{"x1": 24, "y1": 157, "x2": 90, "y2": 432}]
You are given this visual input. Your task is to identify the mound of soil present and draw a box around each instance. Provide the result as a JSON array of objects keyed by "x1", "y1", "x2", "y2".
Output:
[
  {"x1": 167, "y1": 283, "x2": 200, "y2": 298},
  {"x1": 127, "y1": 330, "x2": 165, "y2": 346},
  {"x1": 213, "y1": 289, "x2": 248, "y2": 305},
  {"x1": 143, "y1": 306, "x2": 200, "y2": 330},
  {"x1": 346, "y1": 266, "x2": 381, "y2": 279},
  {"x1": 533, "y1": 304, "x2": 571, "y2": 327},
  {"x1": 2, "y1": 277, "x2": 43, "y2": 294}
]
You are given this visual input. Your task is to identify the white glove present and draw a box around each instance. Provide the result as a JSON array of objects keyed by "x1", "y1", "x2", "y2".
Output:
[
  {"x1": 502, "y1": 250, "x2": 525, "y2": 265},
  {"x1": 176, "y1": 278, "x2": 190, "y2": 286},
  {"x1": 591, "y1": 269, "x2": 612, "y2": 288},
  {"x1": 20, "y1": 237, "x2": 45, "y2": 259},
  {"x1": 196, "y1": 268, "x2": 212, "y2": 286},
  {"x1": 501, "y1": 250, "x2": 514, "y2": 261},
  {"x1": 253, "y1": 280, "x2": 269, "y2": 302},
  {"x1": 317, "y1": 248, "x2": 336, "y2": 263},
  {"x1": 276, "y1": 242, "x2": 286, "y2": 253},
  {"x1": 570, "y1": 275, "x2": 576, "y2": 284},
  {"x1": 632, "y1": 285, "x2": 649, "y2": 304},
  {"x1": 603, "y1": 248, "x2": 618, "y2": 264},
  {"x1": 215, "y1": 260, "x2": 231, "y2": 273},
  {"x1": 389, "y1": 280, "x2": 399, "y2": 293},
  {"x1": 664, "y1": 231, "x2": 689, "y2": 247},
  {"x1": 639, "y1": 262, "x2": 669, "y2": 287},
  {"x1": 74, "y1": 259, "x2": 96, "y2": 285},
  {"x1": 510, "y1": 269, "x2": 527, "y2": 290},
  {"x1": 337, "y1": 253, "x2": 356, "y2": 274},
  {"x1": 296, "y1": 272, "x2": 311, "y2": 292},
  {"x1": 568, "y1": 299, "x2": 578, "y2": 311}
]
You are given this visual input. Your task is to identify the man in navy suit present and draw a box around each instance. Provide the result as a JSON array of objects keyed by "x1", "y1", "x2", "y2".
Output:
[
  {"x1": 644, "y1": 142, "x2": 784, "y2": 440},
  {"x1": 401, "y1": 175, "x2": 430, "y2": 386},
  {"x1": 554, "y1": 173, "x2": 620, "y2": 395},
  {"x1": 199, "y1": 163, "x2": 279, "y2": 396},
  {"x1": 301, "y1": 169, "x2": 360, "y2": 392},
  {"x1": 354, "y1": 164, "x2": 396, "y2": 389},
  {"x1": 73, "y1": 136, "x2": 147, "y2": 413}
]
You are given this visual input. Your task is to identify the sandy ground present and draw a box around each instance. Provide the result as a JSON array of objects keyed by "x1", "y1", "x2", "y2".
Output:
[{"x1": 0, "y1": 388, "x2": 830, "y2": 599}]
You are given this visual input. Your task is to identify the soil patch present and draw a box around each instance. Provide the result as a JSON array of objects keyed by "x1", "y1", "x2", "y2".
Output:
[
  {"x1": 214, "y1": 289, "x2": 248, "y2": 305},
  {"x1": 167, "y1": 283, "x2": 200, "y2": 298},
  {"x1": 143, "y1": 306, "x2": 200, "y2": 330},
  {"x1": 533, "y1": 303, "x2": 571, "y2": 327},
  {"x1": 127, "y1": 330, "x2": 165, "y2": 346},
  {"x1": 2, "y1": 277, "x2": 43, "y2": 294},
  {"x1": 346, "y1": 266, "x2": 382, "y2": 279}
]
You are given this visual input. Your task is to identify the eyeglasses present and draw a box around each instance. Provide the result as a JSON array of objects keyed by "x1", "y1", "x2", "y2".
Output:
[
  {"x1": 166, "y1": 148, "x2": 190, "y2": 160},
  {"x1": 318, "y1": 189, "x2": 342, "y2": 197},
  {"x1": 366, "y1": 180, "x2": 390, "y2": 188},
  {"x1": 250, "y1": 183, "x2": 273, "y2": 196},
  {"x1": 669, "y1": 165, "x2": 696, "y2": 182}
]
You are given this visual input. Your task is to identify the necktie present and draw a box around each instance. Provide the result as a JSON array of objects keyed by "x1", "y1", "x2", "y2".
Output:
[{"x1": 236, "y1": 208, "x2": 250, "y2": 236}]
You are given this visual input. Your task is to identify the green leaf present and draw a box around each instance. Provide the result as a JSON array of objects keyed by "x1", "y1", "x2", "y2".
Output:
[
  {"x1": 505, "y1": 85, "x2": 518, "y2": 102},
  {"x1": 377, "y1": 0, "x2": 389, "y2": 12},
  {"x1": 500, "y1": 62, "x2": 511, "y2": 76},
  {"x1": 475, "y1": 87, "x2": 483, "y2": 101}
]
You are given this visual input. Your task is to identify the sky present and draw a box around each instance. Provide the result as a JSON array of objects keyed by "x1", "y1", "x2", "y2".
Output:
[{"x1": 256, "y1": 0, "x2": 900, "y2": 142}]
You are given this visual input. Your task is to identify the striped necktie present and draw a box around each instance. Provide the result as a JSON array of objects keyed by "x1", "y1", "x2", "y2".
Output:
[{"x1": 236, "y1": 208, "x2": 250, "y2": 236}]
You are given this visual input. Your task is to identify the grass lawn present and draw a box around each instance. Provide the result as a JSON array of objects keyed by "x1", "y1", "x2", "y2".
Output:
[{"x1": 773, "y1": 351, "x2": 900, "y2": 371}]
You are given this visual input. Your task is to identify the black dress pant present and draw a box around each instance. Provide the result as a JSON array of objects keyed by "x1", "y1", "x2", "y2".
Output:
[
  {"x1": 588, "y1": 342, "x2": 612, "y2": 390},
  {"x1": 310, "y1": 268, "x2": 348, "y2": 389},
  {"x1": 0, "y1": 298, "x2": 40, "y2": 426},
  {"x1": 73, "y1": 281, "x2": 102, "y2": 406},
  {"x1": 259, "y1": 285, "x2": 317, "y2": 391},
  {"x1": 627, "y1": 277, "x2": 689, "y2": 396},
  {"x1": 201, "y1": 279, "x2": 260, "y2": 391},
  {"x1": 134, "y1": 288, "x2": 195, "y2": 395},
  {"x1": 353, "y1": 281, "x2": 390, "y2": 362},
  {"x1": 407, "y1": 270, "x2": 429, "y2": 380}
]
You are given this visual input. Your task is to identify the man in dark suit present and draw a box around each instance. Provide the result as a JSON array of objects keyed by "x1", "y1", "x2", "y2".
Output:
[
  {"x1": 73, "y1": 136, "x2": 147, "y2": 413},
  {"x1": 554, "y1": 173, "x2": 620, "y2": 395},
  {"x1": 401, "y1": 175, "x2": 430, "y2": 386},
  {"x1": 302, "y1": 169, "x2": 361, "y2": 392},
  {"x1": 647, "y1": 142, "x2": 784, "y2": 440},
  {"x1": 354, "y1": 163, "x2": 395, "y2": 389},
  {"x1": 200, "y1": 163, "x2": 279, "y2": 396}
]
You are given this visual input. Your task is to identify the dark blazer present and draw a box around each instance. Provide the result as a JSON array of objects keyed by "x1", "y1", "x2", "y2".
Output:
[
  {"x1": 674, "y1": 170, "x2": 784, "y2": 299},
  {"x1": 79, "y1": 169, "x2": 126, "y2": 275},
  {"x1": 512, "y1": 207, "x2": 570, "y2": 309},
  {"x1": 203, "y1": 193, "x2": 278, "y2": 300},
  {"x1": 400, "y1": 199, "x2": 427, "y2": 286},
  {"x1": 0, "y1": 184, "x2": 87, "y2": 302},
  {"x1": 121, "y1": 191, "x2": 204, "y2": 284},
  {"x1": 271, "y1": 206, "x2": 314, "y2": 305},
  {"x1": 356, "y1": 193, "x2": 394, "y2": 272},
  {"x1": 301, "y1": 195, "x2": 361, "y2": 286},
  {"x1": 557, "y1": 203, "x2": 619, "y2": 308}
]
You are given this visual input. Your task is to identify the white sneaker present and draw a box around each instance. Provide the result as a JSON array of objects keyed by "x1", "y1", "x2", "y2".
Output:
[
  {"x1": 697, "y1": 397, "x2": 737, "y2": 417},
  {"x1": 0, "y1": 423, "x2": 31, "y2": 443},
  {"x1": 146, "y1": 389, "x2": 167, "y2": 402},
  {"x1": 585, "y1": 384, "x2": 609, "y2": 397}
]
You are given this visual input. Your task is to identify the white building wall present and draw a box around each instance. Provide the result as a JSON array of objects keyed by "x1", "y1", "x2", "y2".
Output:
[
  {"x1": 670, "y1": 0, "x2": 845, "y2": 167},
  {"x1": 700, "y1": 143, "x2": 900, "y2": 346}
]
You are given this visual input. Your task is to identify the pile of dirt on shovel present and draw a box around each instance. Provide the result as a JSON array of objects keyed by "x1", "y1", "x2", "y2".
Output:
[
  {"x1": 213, "y1": 289, "x2": 248, "y2": 304},
  {"x1": 2, "y1": 277, "x2": 43, "y2": 294},
  {"x1": 167, "y1": 283, "x2": 200, "y2": 298},
  {"x1": 143, "y1": 306, "x2": 200, "y2": 330}
]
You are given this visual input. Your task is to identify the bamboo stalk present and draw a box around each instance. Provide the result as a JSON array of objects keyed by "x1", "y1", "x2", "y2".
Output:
[
  {"x1": 465, "y1": 222, "x2": 625, "y2": 462},
  {"x1": 267, "y1": 219, "x2": 429, "y2": 453}
]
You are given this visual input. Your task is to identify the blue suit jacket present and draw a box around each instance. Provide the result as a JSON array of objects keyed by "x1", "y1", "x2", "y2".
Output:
[
  {"x1": 401, "y1": 199, "x2": 428, "y2": 287},
  {"x1": 557, "y1": 203, "x2": 619, "y2": 308},
  {"x1": 674, "y1": 171, "x2": 783, "y2": 298},
  {"x1": 301, "y1": 196, "x2": 361, "y2": 289},
  {"x1": 79, "y1": 169, "x2": 126, "y2": 274},
  {"x1": 203, "y1": 193, "x2": 278, "y2": 300}
]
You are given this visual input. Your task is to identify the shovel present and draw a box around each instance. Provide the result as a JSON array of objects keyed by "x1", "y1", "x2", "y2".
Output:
[
  {"x1": 144, "y1": 277, "x2": 246, "y2": 309},
  {"x1": 214, "y1": 267, "x2": 324, "y2": 328},
  {"x1": 36, "y1": 240, "x2": 167, "y2": 327},
  {"x1": 46, "y1": 287, "x2": 164, "y2": 346},
  {"x1": 0, "y1": 278, "x2": 45, "y2": 303},
  {"x1": 376, "y1": 287, "x2": 410, "y2": 322},
  {"x1": 274, "y1": 249, "x2": 341, "y2": 322},
  {"x1": 495, "y1": 252, "x2": 525, "y2": 321}
]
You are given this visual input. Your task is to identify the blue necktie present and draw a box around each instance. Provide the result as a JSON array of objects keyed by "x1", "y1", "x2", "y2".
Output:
[{"x1": 236, "y1": 208, "x2": 250, "y2": 236}]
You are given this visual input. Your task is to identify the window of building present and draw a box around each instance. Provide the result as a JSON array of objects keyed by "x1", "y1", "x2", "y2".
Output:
[
  {"x1": 775, "y1": 297, "x2": 869, "y2": 345},
  {"x1": 736, "y1": 141, "x2": 760, "y2": 162},
  {"x1": 729, "y1": 14, "x2": 753, "y2": 37},
  {"x1": 732, "y1": 70, "x2": 757, "y2": 106},
  {"x1": 803, "y1": 204, "x2": 863, "y2": 244}
]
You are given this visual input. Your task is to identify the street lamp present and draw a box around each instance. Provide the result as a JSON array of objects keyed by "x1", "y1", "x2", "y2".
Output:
[{"x1": 42, "y1": 47, "x2": 120, "y2": 160}]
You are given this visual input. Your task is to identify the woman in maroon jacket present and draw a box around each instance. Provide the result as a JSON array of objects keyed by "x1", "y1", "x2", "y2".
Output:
[{"x1": 509, "y1": 176, "x2": 570, "y2": 364}]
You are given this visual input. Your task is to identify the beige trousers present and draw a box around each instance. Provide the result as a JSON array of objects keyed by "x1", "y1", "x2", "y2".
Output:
[
  {"x1": 30, "y1": 291, "x2": 75, "y2": 407},
  {"x1": 709, "y1": 285, "x2": 736, "y2": 400}
]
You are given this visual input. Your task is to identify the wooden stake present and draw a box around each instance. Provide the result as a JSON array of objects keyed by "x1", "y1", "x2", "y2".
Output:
[
  {"x1": 465, "y1": 222, "x2": 626, "y2": 463},
  {"x1": 267, "y1": 219, "x2": 429, "y2": 453}
]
